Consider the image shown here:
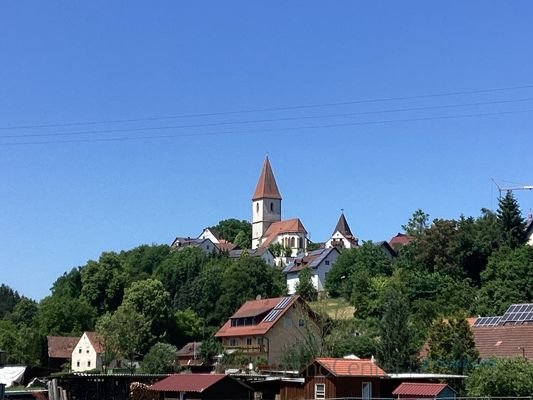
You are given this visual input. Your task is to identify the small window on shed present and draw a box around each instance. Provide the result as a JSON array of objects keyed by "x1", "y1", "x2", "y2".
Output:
[{"x1": 315, "y1": 383, "x2": 325, "y2": 399}]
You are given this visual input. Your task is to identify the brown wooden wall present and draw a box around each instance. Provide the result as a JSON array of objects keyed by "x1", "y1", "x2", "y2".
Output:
[{"x1": 279, "y1": 381, "x2": 304, "y2": 400}]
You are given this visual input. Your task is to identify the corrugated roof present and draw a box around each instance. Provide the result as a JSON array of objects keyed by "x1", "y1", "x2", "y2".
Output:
[
  {"x1": 150, "y1": 374, "x2": 226, "y2": 393},
  {"x1": 260, "y1": 219, "x2": 307, "y2": 248},
  {"x1": 314, "y1": 358, "x2": 386, "y2": 377},
  {"x1": 472, "y1": 325, "x2": 533, "y2": 359},
  {"x1": 392, "y1": 382, "x2": 449, "y2": 396},
  {"x1": 252, "y1": 157, "x2": 282, "y2": 201},
  {"x1": 215, "y1": 296, "x2": 299, "y2": 338},
  {"x1": 47, "y1": 336, "x2": 80, "y2": 359}
]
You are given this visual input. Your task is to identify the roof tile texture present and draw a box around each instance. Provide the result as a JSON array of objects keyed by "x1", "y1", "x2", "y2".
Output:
[
  {"x1": 150, "y1": 374, "x2": 226, "y2": 393},
  {"x1": 253, "y1": 157, "x2": 282, "y2": 200},
  {"x1": 47, "y1": 336, "x2": 80, "y2": 359},
  {"x1": 473, "y1": 325, "x2": 533, "y2": 359},
  {"x1": 392, "y1": 382, "x2": 448, "y2": 396}
]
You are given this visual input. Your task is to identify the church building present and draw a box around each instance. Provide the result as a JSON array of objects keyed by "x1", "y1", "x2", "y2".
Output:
[{"x1": 252, "y1": 157, "x2": 307, "y2": 258}]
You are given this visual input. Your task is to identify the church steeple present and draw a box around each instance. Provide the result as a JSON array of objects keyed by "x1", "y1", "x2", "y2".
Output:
[
  {"x1": 333, "y1": 211, "x2": 353, "y2": 237},
  {"x1": 252, "y1": 157, "x2": 282, "y2": 201},
  {"x1": 252, "y1": 157, "x2": 282, "y2": 248}
]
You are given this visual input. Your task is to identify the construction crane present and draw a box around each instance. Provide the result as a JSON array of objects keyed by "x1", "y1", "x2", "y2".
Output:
[{"x1": 492, "y1": 178, "x2": 533, "y2": 199}]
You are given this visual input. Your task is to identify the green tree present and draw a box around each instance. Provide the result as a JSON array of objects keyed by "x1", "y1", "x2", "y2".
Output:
[
  {"x1": 121, "y1": 278, "x2": 174, "y2": 349},
  {"x1": 51, "y1": 268, "x2": 83, "y2": 299},
  {"x1": 80, "y1": 252, "x2": 126, "y2": 314},
  {"x1": 377, "y1": 282, "x2": 419, "y2": 372},
  {"x1": 141, "y1": 342, "x2": 179, "y2": 373},
  {"x1": 37, "y1": 295, "x2": 96, "y2": 336},
  {"x1": 497, "y1": 191, "x2": 527, "y2": 248},
  {"x1": 476, "y1": 246, "x2": 533, "y2": 315},
  {"x1": 175, "y1": 308, "x2": 204, "y2": 345},
  {"x1": 233, "y1": 231, "x2": 251, "y2": 250},
  {"x1": 402, "y1": 209, "x2": 430, "y2": 236},
  {"x1": 209, "y1": 219, "x2": 252, "y2": 246},
  {"x1": 198, "y1": 338, "x2": 223, "y2": 364},
  {"x1": 295, "y1": 268, "x2": 318, "y2": 302},
  {"x1": 0, "y1": 284, "x2": 21, "y2": 319},
  {"x1": 466, "y1": 358, "x2": 533, "y2": 397},
  {"x1": 425, "y1": 318, "x2": 479, "y2": 376},
  {"x1": 121, "y1": 245, "x2": 171, "y2": 283}
]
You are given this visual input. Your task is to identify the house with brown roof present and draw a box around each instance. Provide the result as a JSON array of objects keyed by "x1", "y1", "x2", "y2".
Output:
[
  {"x1": 284, "y1": 247, "x2": 340, "y2": 294},
  {"x1": 150, "y1": 374, "x2": 253, "y2": 400},
  {"x1": 252, "y1": 158, "x2": 308, "y2": 260},
  {"x1": 71, "y1": 332, "x2": 104, "y2": 372},
  {"x1": 176, "y1": 341, "x2": 202, "y2": 366},
  {"x1": 214, "y1": 295, "x2": 319, "y2": 366},
  {"x1": 297, "y1": 358, "x2": 386, "y2": 400},
  {"x1": 47, "y1": 336, "x2": 79, "y2": 369},
  {"x1": 389, "y1": 233, "x2": 412, "y2": 249},
  {"x1": 326, "y1": 212, "x2": 359, "y2": 249}
]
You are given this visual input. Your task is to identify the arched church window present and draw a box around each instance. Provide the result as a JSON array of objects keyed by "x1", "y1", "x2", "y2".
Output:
[
  {"x1": 290, "y1": 237, "x2": 295, "y2": 247},
  {"x1": 256, "y1": 202, "x2": 259, "y2": 213}
]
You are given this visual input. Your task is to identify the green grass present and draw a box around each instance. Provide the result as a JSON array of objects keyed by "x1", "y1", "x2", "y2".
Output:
[{"x1": 309, "y1": 297, "x2": 355, "y2": 320}]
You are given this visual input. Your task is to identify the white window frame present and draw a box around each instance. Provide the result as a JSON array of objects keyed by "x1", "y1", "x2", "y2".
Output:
[{"x1": 315, "y1": 383, "x2": 325, "y2": 400}]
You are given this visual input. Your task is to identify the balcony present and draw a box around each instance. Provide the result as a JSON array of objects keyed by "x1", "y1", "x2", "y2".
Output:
[{"x1": 223, "y1": 344, "x2": 267, "y2": 354}]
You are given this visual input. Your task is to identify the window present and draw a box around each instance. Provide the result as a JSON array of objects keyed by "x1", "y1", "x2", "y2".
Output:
[
  {"x1": 283, "y1": 316, "x2": 292, "y2": 328},
  {"x1": 290, "y1": 237, "x2": 295, "y2": 247},
  {"x1": 362, "y1": 382, "x2": 372, "y2": 400},
  {"x1": 298, "y1": 319, "x2": 305, "y2": 327},
  {"x1": 315, "y1": 383, "x2": 325, "y2": 399},
  {"x1": 325, "y1": 260, "x2": 330, "y2": 265},
  {"x1": 88, "y1": 361, "x2": 91, "y2": 368},
  {"x1": 256, "y1": 202, "x2": 259, "y2": 213},
  {"x1": 246, "y1": 337, "x2": 252, "y2": 346},
  {"x1": 76, "y1": 361, "x2": 80, "y2": 367},
  {"x1": 270, "y1": 202, "x2": 273, "y2": 212},
  {"x1": 229, "y1": 338, "x2": 239, "y2": 346},
  {"x1": 86, "y1": 349, "x2": 90, "y2": 353},
  {"x1": 257, "y1": 337, "x2": 263, "y2": 345},
  {"x1": 78, "y1": 348, "x2": 82, "y2": 354}
]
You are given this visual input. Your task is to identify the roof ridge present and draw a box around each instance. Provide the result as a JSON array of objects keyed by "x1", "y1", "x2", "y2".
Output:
[{"x1": 252, "y1": 157, "x2": 282, "y2": 201}]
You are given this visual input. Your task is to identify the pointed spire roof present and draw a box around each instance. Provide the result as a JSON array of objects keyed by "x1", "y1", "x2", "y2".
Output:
[
  {"x1": 333, "y1": 212, "x2": 353, "y2": 237},
  {"x1": 252, "y1": 157, "x2": 282, "y2": 200}
]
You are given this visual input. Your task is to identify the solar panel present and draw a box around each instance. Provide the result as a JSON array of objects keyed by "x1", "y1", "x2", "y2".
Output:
[
  {"x1": 274, "y1": 296, "x2": 292, "y2": 310},
  {"x1": 500, "y1": 303, "x2": 533, "y2": 325},
  {"x1": 474, "y1": 316, "x2": 502, "y2": 327},
  {"x1": 263, "y1": 309, "x2": 283, "y2": 322}
]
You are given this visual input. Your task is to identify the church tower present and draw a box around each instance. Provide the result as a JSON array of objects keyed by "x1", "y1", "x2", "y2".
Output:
[{"x1": 252, "y1": 157, "x2": 282, "y2": 248}]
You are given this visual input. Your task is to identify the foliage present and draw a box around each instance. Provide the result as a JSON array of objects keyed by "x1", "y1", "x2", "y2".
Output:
[
  {"x1": 306, "y1": 241, "x2": 322, "y2": 251},
  {"x1": 37, "y1": 295, "x2": 96, "y2": 336},
  {"x1": 141, "y1": 342, "x2": 179, "y2": 374},
  {"x1": 402, "y1": 209, "x2": 430, "y2": 236},
  {"x1": 377, "y1": 281, "x2": 420, "y2": 372},
  {"x1": 0, "y1": 284, "x2": 21, "y2": 319},
  {"x1": 466, "y1": 358, "x2": 533, "y2": 397},
  {"x1": 476, "y1": 245, "x2": 533, "y2": 315},
  {"x1": 0, "y1": 320, "x2": 42, "y2": 365},
  {"x1": 209, "y1": 219, "x2": 252, "y2": 248},
  {"x1": 198, "y1": 338, "x2": 223, "y2": 364},
  {"x1": 424, "y1": 317, "x2": 479, "y2": 376},
  {"x1": 51, "y1": 268, "x2": 83, "y2": 299},
  {"x1": 497, "y1": 191, "x2": 527, "y2": 249},
  {"x1": 295, "y1": 268, "x2": 318, "y2": 302},
  {"x1": 325, "y1": 319, "x2": 378, "y2": 359},
  {"x1": 175, "y1": 308, "x2": 204, "y2": 345}
]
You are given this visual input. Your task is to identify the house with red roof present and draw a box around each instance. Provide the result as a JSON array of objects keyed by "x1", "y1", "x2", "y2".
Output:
[
  {"x1": 71, "y1": 331, "x2": 104, "y2": 372},
  {"x1": 214, "y1": 295, "x2": 319, "y2": 366},
  {"x1": 47, "y1": 335, "x2": 79, "y2": 370},
  {"x1": 150, "y1": 374, "x2": 253, "y2": 400},
  {"x1": 297, "y1": 357, "x2": 386, "y2": 400},
  {"x1": 392, "y1": 382, "x2": 456, "y2": 399}
]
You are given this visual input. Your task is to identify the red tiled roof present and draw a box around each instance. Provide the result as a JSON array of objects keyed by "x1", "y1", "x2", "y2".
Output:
[
  {"x1": 473, "y1": 325, "x2": 533, "y2": 359},
  {"x1": 215, "y1": 296, "x2": 299, "y2": 338},
  {"x1": 47, "y1": 336, "x2": 79, "y2": 359},
  {"x1": 260, "y1": 219, "x2": 307, "y2": 248},
  {"x1": 393, "y1": 383, "x2": 449, "y2": 397},
  {"x1": 314, "y1": 358, "x2": 386, "y2": 377},
  {"x1": 389, "y1": 233, "x2": 412, "y2": 247},
  {"x1": 252, "y1": 157, "x2": 282, "y2": 201},
  {"x1": 85, "y1": 331, "x2": 104, "y2": 354},
  {"x1": 150, "y1": 374, "x2": 226, "y2": 393}
]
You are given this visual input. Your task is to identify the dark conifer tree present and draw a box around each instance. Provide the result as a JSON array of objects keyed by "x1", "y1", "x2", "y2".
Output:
[{"x1": 497, "y1": 191, "x2": 527, "y2": 248}]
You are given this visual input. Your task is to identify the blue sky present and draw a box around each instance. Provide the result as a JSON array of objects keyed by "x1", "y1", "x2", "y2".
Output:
[{"x1": 1, "y1": 1, "x2": 533, "y2": 300}]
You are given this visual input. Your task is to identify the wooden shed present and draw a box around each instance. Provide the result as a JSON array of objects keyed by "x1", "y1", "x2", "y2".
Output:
[{"x1": 393, "y1": 383, "x2": 456, "y2": 400}]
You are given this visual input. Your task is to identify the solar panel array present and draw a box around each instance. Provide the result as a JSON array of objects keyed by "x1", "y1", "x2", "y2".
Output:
[
  {"x1": 263, "y1": 296, "x2": 292, "y2": 323},
  {"x1": 473, "y1": 316, "x2": 502, "y2": 327},
  {"x1": 474, "y1": 303, "x2": 533, "y2": 327}
]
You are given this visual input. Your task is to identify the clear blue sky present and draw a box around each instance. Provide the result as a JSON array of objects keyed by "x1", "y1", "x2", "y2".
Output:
[{"x1": 1, "y1": 1, "x2": 533, "y2": 300}]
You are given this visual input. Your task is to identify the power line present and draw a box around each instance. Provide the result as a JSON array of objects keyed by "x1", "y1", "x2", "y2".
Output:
[
  {"x1": 1, "y1": 83, "x2": 533, "y2": 131},
  {"x1": 1, "y1": 108, "x2": 531, "y2": 147},
  {"x1": 1, "y1": 97, "x2": 533, "y2": 140}
]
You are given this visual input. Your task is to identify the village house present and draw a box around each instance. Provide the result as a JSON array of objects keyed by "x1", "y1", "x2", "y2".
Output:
[
  {"x1": 197, "y1": 228, "x2": 237, "y2": 252},
  {"x1": 47, "y1": 336, "x2": 79, "y2": 370},
  {"x1": 71, "y1": 332, "x2": 103, "y2": 372},
  {"x1": 284, "y1": 247, "x2": 340, "y2": 294},
  {"x1": 325, "y1": 212, "x2": 359, "y2": 249},
  {"x1": 176, "y1": 342, "x2": 202, "y2": 367},
  {"x1": 170, "y1": 237, "x2": 219, "y2": 255},
  {"x1": 297, "y1": 358, "x2": 386, "y2": 400},
  {"x1": 214, "y1": 295, "x2": 319, "y2": 366},
  {"x1": 228, "y1": 248, "x2": 275, "y2": 266}
]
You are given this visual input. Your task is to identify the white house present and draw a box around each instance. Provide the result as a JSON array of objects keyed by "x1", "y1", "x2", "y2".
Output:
[
  {"x1": 71, "y1": 332, "x2": 103, "y2": 372},
  {"x1": 326, "y1": 212, "x2": 358, "y2": 249},
  {"x1": 283, "y1": 247, "x2": 341, "y2": 294}
]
